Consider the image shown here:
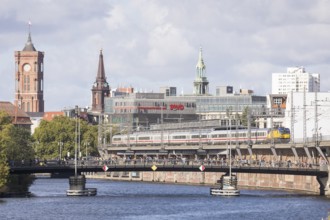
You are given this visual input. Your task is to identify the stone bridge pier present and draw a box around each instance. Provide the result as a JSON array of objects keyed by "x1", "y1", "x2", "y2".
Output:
[{"x1": 317, "y1": 165, "x2": 330, "y2": 196}]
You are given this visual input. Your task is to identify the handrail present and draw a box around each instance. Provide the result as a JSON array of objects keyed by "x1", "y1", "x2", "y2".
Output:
[{"x1": 9, "y1": 161, "x2": 328, "y2": 177}]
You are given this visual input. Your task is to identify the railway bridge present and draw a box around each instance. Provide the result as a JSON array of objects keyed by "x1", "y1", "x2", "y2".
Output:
[
  {"x1": 104, "y1": 140, "x2": 330, "y2": 167},
  {"x1": 95, "y1": 139, "x2": 330, "y2": 196}
]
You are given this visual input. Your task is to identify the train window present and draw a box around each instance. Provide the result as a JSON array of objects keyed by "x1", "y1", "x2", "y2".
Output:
[
  {"x1": 138, "y1": 136, "x2": 150, "y2": 140},
  {"x1": 194, "y1": 135, "x2": 208, "y2": 138},
  {"x1": 130, "y1": 137, "x2": 135, "y2": 140},
  {"x1": 212, "y1": 134, "x2": 226, "y2": 138},
  {"x1": 257, "y1": 132, "x2": 264, "y2": 137},
  {"x1": 113, "y1": 138, "x2": 121, "y2": 141},
  {"x1": 173, "y1": 135, "x2": 187, "y2": 139}
]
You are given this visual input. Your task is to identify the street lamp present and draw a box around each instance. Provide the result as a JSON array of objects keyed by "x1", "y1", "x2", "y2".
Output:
[
  {"x1": 58, "y1": 141, "x2": 63, "y2": 161},
  {"x1": 34, "y1": 140, "x2": 39, "y2": 158},
  {"x1": 84, "y1": 142, "x2": 90, "y2": 158},
  {"x1": 74, "y1": 105, "x2": 79, "y2": 176}
]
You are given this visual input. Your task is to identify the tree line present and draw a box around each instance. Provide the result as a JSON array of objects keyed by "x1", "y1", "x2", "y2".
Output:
[{"x1": 0, "y1": 112, "x2": 101, "y2": 191}]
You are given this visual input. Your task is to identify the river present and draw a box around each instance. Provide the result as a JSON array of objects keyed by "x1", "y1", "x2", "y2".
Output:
[{"x1": 0, "y1": 178, "x2": 329, "y2": 220}]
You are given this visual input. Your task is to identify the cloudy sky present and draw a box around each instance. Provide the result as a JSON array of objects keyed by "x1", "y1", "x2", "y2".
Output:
[{"x1": 1, "y1": 0, "x2": 330, "y2": 111}]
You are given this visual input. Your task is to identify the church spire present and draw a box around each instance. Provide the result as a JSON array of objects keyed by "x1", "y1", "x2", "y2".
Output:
[
  {"x1": 91, "y1": 49, "x2": 110, "y2": 113},
  {"x1": 96, "y1": 49, "x2": 106, "y2": 80},
  {"x1": 196, "y1": 47, "x2": 206, "y2": 78},
  {"x1": 23, "y1": 21, "x2": 36, "y2": 51},
  {"x1": 193, "y1": 47, "x2": 209, "y2": 95}
]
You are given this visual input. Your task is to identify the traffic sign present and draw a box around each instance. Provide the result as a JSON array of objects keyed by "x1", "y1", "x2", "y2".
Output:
[
  {"x1": 102, "y1": 165, "x2": 108, "y2": 172},
  {"x1": 199, "y1": 165, "x2": 205, "y2": 172},
  {"x1": 151, "y1": 165, "x2": 157, "y2": 171}
]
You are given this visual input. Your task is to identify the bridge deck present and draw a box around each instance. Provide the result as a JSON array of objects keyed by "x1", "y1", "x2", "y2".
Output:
[{"x1": 10, "y1": 163, "x2": 328, "y2": 177}]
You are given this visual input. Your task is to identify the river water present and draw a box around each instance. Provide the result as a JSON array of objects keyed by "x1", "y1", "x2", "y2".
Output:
[{"x1": 0, "y1": 178, "x2": 329, "y2": 220}]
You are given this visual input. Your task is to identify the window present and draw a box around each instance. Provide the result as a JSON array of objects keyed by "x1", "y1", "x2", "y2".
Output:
[
  {"x1": 173, "y1": 135, "x2": 186, "y2": 139},
  {"x1": 192, "y1": 135, "x2": 207, "y2": 138},
  {"x1": 23, "y1": 75, "x2": 30, "y2": 92},
  {"x1": 212, "y1": 134, "x2": 227, "y2": 138},
  {"x1": 138, "y1": 136, "x2": 150, "y2": 140}
]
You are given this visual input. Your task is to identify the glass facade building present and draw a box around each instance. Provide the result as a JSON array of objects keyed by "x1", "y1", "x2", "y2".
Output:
[
  {"x1": 104, "y1": 92, "x2": 267, "y2": 130},
  {"x1": 104, "y1": 93, "x2": 198, "y2": 130}
]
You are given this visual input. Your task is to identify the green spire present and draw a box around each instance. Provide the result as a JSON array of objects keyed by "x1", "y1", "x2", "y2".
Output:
[{"x1": 196, "y1": 47, "x2": 205, "y2": 78}]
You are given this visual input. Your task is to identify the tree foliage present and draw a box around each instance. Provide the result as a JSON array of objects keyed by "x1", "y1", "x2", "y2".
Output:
[
  {"x1": 32, "y1": 116, "x2": 99, "y2": 160},
  {"x1": 2, "y1": 124, "x2": 34, "y2": 161},
  {"x1": 240, "y1": 107, "x2": 256, "y2": 128},
  {"x1": 0, "y1": 111, "x2": 36, "y2": 193},
  {"x1": 0, "y1": 112, "x2": 11, "y2": 188}
]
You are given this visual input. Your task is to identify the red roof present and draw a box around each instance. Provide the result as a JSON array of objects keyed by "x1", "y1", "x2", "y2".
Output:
[
  {"x1": 0, "y1": 101, "x2": 32, "y2": 125},
  {"x1": 43, "y1": 111, "x2": 65, "y2": 121}
]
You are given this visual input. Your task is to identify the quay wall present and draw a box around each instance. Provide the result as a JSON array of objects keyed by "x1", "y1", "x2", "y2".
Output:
[
  {"x1": 86, "y1": 147, "x2": 327, "y2": 193},
  {"x1": 87, "y1": 171, "x2": 320, "y2": 194}
]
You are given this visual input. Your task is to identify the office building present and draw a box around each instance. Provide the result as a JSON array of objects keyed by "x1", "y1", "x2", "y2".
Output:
[{"x1": 272, "y1": 67, "x2": 320, "y2": 94}]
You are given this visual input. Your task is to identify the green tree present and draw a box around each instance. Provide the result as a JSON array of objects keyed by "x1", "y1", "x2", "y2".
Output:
[
  {"x1": 240, "y1": 107, "x2": 256, "y2": 128},
  {"x1": 0, "y1": 112, "x2": 34, "y2": 190},
  {"x1": 0, "y1": 111, "x2": 35, "y2": 195},
  {"x1": 32, "y1": 116, "x2": 99, "y2": 160},
  {"x1": 2, "y1": 125, "x2": 34, "y2": 162},
  {"x1": 0, "y1": 112, "x2": 13, "y2": 188}
]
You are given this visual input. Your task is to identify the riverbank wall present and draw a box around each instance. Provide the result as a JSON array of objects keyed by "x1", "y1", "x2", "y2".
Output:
[{"x1": 86, "y1": 171, "x2": 320, "y2": 194}]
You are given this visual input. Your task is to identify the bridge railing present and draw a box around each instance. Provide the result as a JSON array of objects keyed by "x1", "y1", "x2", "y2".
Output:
[
  {"x1": 9, "y1": 158, "x2": 329, "y2": 173},
  {"x1": 101, "y1": 158, "x2": 327, "y2": 169}
]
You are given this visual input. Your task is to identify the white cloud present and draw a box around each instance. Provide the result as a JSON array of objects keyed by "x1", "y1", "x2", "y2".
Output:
[
  {"x1": 146, "y1": 23, "x2": 194, "y2": 66},
  {"x1": 1, "y1": 0, "x2": 330, "y2": 111},
  {"x1": 105, "y1": 5, "x2": 126, "y2": 30}
]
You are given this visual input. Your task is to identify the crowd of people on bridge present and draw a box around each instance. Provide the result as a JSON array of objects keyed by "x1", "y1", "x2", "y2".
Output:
[
  {"x1": 101, "y1": 155, "x2": 327, "y2": 170},
  {"x1": 9, "y1": 154, "x2": 328, "y2": 171}
]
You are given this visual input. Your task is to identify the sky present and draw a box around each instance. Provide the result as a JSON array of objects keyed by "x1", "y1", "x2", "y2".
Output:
[{"x1": 1, "y1": 0, "x2": 330, "y2": 111}]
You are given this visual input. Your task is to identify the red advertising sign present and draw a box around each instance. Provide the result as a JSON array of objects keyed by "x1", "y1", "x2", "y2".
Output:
[{"x1": 170, "y1": 104, "x2": 184, "y2": 111}]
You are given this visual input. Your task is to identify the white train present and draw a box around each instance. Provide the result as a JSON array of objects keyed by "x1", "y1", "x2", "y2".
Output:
[{"x1": 111, "y1": 128, "x2": 285, "y2": 147}]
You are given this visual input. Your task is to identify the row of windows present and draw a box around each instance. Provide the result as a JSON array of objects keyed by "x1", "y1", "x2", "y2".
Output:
[
  {"x1": 114, "y1": 102, "x2": 195, "y2": 108},
  {"x1": 191, "y1": 135, "x2": 207, "y2": 139},
  {"x1": 197, "y1": 97, "x2": 251, "y2": 104},
  {"x1": 114, "y1": 132, "x2": 267, "y2": 141},
  {"x1": 173, "y1": 135, "x2": 187, "y2": 139}
]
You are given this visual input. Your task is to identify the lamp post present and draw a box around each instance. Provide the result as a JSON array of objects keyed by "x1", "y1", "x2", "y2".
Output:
[
  {"x1": 84, "y1": 142, "x2": 89, "y2": 158},
  {"x1": 226, "y1": 107, "x2": 232, "y2": 176},
  {"x1": 74, "y1": 105, "x2": 78, "y2": 177},
  {"x1": 34, "y1": 140, "x2": 39, "y2": 159},
  {"x1": 58, "y1": 141, "x2": 63, "y2": 162}
]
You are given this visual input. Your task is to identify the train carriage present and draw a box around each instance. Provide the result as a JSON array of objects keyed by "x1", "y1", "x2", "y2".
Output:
[{"x1": 111, "y1": 127, "x2": 290, "y2": 147}]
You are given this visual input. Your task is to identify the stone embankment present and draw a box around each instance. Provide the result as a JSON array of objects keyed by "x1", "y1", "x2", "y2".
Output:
[{"x1": 86, "y1": 171, "x2": 320, "y2": 194}]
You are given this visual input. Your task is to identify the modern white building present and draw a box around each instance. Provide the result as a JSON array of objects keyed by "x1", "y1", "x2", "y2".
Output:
[
  {"x1": 284, "y1": 92, "x2": 330, "y2": 143},
  {"x1": 272, "y1": 67, "x2": 320, "y2": 95}
]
